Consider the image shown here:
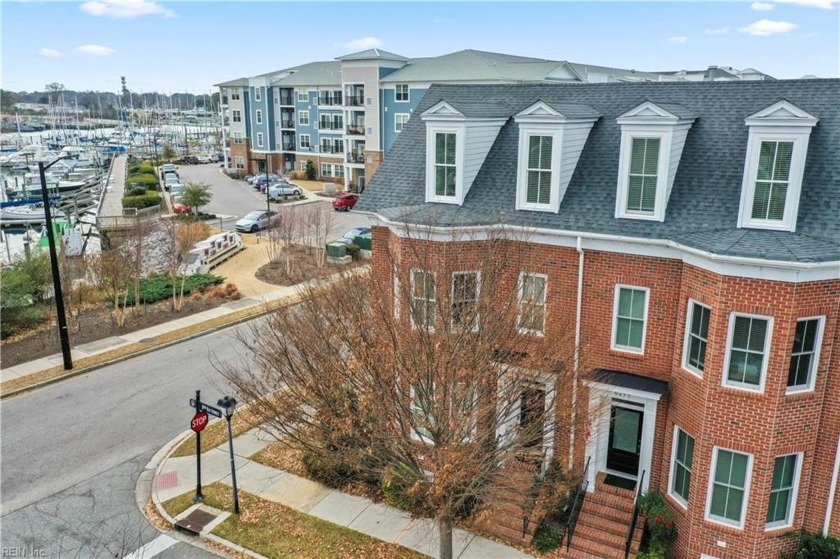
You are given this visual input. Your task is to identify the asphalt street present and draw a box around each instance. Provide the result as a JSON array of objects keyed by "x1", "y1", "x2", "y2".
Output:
[{"x1": 0, "y1": 323, "x2": 256, "y2": 557}]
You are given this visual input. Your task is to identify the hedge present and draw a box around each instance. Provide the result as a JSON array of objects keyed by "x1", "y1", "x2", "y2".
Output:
[
  {"x1": 128, "y1": 162, "x2": 155, "y2": 175},
  {"x1": 115, "y1": 273, "x2": 224, "y2": 305},
  {"x1": 122, "y1": 190, "x2": 161, "y2": 209},
  {"x1": 125, "y1": 173, "x2": 159, "y2": 188}
]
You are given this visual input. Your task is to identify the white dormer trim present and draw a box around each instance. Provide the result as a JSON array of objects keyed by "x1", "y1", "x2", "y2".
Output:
[
  {"x1": 422, "y1": 101, "x2": 507, "y2": 205},
  {"x1": 738, "y1": 100, "x2": 818, "y2": 232},
  {"x1": 514, "y1": 101, "x2": 599, "y2": 213},
  {"x1": 615, "y1": 102, "x2": 695, "y2": 222}
]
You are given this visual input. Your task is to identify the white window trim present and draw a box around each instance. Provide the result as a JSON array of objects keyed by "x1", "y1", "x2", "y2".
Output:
[
  {"x1": 395, "y1": 113, "x2": 409, "y2": 132},
  {"x1": 254, "y1": 87, "x2": 261, "y2": 102},
  {"x1": 256, "y1": 110, "x2": 263, "y2": 125},
  {"x1": 393, "y1": 267, "x2": 401, "y2": 319},
  {"x1": 766, "y1": 452, "x2": 803, "y2": 531},
  {"x1": 705, "y1": 446, "x2": 754, "y2": 529},
  {"x1": 396, "y1": 84, "x2": 410, "y2": 103},
  {"x1": 451, "y1": 271, "x2": 481, "y2": 332},
  {"x1": 786, "y1": 316, "x2": 825, "y2": 395},
  {"x1": 424, "y1": 126, "x2": 464, "y2": 204},
  {"x1": 722, "y1": 312, "x2": 774, "y2": 393},
  {"x1": 232, "y1": 109, "x2": 241, "y2": 123},
  {"x1": 298, "y1": 110, "x2": 309, "y2": 126},
  {"x1": 668, "y1": 425, "x2": 693, "y2": 509},
  {"x1": 682, "y1": 299, "x2": 711, "y2": 378},
  {"x1": 738, "y1": 133, "x2": 810, "y2": 232},
  {"x1": 615, "y1": 131, "x2": 670, "y2": 222},
  {"x1": 256, "y1": 132, "x2": 263, "y2": 147},
  {"x1": 516, "y1": 129, "x2": 563, "y2": 213},
  {"x1": 299, "y1": 134, "x2": 310, "y2": 149},
  {"x1": 409, "y1": 268, "x2": 436, "y2": 331},
  {"x1": 610, "y1": 284, "x2": 650, "y2": 354},
  {"x1": 517, "y1": 272, "x2": 547, "y2": 337},
  {"x1": 409, "y1": 381, "x2": 435, "y2": 444},
  {"x1": 298, "y1": 90, "x2": 309, "y2": 102}
]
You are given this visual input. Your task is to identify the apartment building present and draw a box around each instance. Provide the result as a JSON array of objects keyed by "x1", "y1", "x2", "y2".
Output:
[
  {"x1": 357, "y1": 78, "x2": 840, "y2": 558},
  {"x1": 216, "y1": 49, "x2": 762, "y2": 190}
]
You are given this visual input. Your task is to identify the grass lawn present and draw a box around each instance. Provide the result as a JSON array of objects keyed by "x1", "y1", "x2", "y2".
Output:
[{"x1": 162, "y1": 483, "x2": 425, "y2": 559}]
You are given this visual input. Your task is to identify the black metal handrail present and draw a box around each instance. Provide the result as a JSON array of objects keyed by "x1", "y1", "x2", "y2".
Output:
[
  {"x1": 345, "y1": 95, "x2": 365, "y2": 106},
  {"x1": 565, "y1": 456, "x2": 591, "y2": 551},
  {"x1": 346, "y1": 124, "x2": 365, "y2": 135},
  {"x1": 625, "y1": 469, "x2": 646, "y2": 559},
  {"x1": 347, "y1": 153, "x2": 365, "y2": 164}
]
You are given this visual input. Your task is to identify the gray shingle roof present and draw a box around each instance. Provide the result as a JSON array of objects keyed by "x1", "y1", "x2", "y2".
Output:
[
  {"x1": 380, "y1": 50, "x2": 565, "y2": 83},
  {"x1": 271, "y1": 62, "x2": 342, "y2": 87},
  {"x1": 359, "y1": 80, "x2": 840, "y2": 263},
  {"x1": 214, "y1": 77, "x2": 249, "y2": 87},
  {"x1": 440, "y1": 99, "x2": 512, "y2": 118},
  {"x1": 337, "y1": 49, "x2": 409, "y2": 62}
]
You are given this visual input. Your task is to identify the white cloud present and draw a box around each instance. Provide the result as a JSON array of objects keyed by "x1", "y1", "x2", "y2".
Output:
[
  {"x1": 80, "y1": 0, "x2": 175, "y2": 19},
  {"x1": 39, "y1": 48, "x2": 62, "y2": 58},
  {"x1": 751, "y1": 2, "x2": 776, "y2": 10},
  {"x1": 739, "y1": 19, "x2": 798, "y2": 35},
  {"x1": 343, "y1": 37, "x2": 382, "y2": 50},
  {"x1": 667, "y1": 36, "x2": 689, "y2": 44},
  {"x1": 704, "y1": 27, "x2": 731, "y2": 35},
  {"x1": 775, "y1": 0, "x2": 836, "y2": 9},
  {"x1": 74, "y1": 44, "x2": 115, "y2": 56}
]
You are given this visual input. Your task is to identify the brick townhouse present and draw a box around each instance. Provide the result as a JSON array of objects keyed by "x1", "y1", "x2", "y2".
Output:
[{"x1": 356, "y1": 79, "x2": 840, "y2": 558}]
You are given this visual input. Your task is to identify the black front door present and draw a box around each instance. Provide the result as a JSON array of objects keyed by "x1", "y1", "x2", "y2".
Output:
[
  {"x1": 519, "y1": 386, "x2": 546, "y2": 450},
  {"x1": 607, "y1": 405, "x2": 643, "y2": 477}
]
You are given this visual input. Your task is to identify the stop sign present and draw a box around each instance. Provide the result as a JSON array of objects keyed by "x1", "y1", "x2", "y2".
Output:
[{"x1": 191, "y1": 410, "x2": 209, "y2": 432}]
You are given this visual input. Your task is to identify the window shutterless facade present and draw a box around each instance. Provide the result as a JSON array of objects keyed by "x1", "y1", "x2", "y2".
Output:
[
  {"x1": 526, "y1": 135, "x2": 553, "y2": 205},
  {"x1": 434, "y1": 132, "x2": 457, "y2": 197},
  {"x1": 451, "y1": 271, "x2": 480, "y2": 331},
  {"x1": 518, "y1": 273, "x2": 547, "y2": 335},
  {"x1": 232, "y1": 110, "x2": 241, "y2": 123},
  {"x1": 626, "y1": 138, "x2": 660, "y2": 215},
  {"x1": 787, "y1": 317, "x2": 823, "y2": 393},
  {"x1": 298, "y1": 90, "x2": 309, "y2": 102},
  {"x1": 683, "y1": 300, "x2": 711, "y2": 376},
  {"x1": 669, "y1": 427, "x2": 695, "y2": 507},
  {"x1": 612, "y1": 286, "x2": 649, "y2": 353},
  {"x1": 410, "y1": 380, "x2": 434, "y2": 443},
  {"x1": 254, "y1": 87, "x2": 261, "y2": 101},
  {"x1": 299, "y1": 111, "x2": 309, "y2": 126},
  {"x1": 724, "y1": 313, "x2": 772, "y2": 392},
  {"x1": 299, "y1": 134, "x2": 310, "y2": 149},
  {"x1": 395, "y1": 84, "x2": 409, "y2": 102},
  {"x1": 256, "y1": 110, "x2": 262, "y2": 124},
  {"x1": 766, "y1": 453, "x2": 801, "y2": 530},
  {"x1": 395, "y1": 113, "x2": 409, "y2": 132},
  {"x1": 231, "y1": 91, "x2": 240, "y2": 101},
  {"x1": 706, "y1": 447, "x2": 753, "y2": 528},
  {"x1": 256, "y1": 132, "x2": 263, "y2": 147},
  {"x1": 233, "y1": 132, "x2": 243, "y2": 144},
  {"x1": 410, "y1": 269, "x2": 436, "y2": 330}
]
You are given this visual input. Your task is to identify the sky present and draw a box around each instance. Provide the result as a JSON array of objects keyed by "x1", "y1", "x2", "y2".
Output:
[{"x1": 2, "y1": 0, "x2": 838, "y2": 95}]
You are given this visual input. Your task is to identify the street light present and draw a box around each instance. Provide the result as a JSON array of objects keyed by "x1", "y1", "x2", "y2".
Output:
[
  {"x1": 217, "y1": 396, "x2": 240, "y2": 514},
  {"x1": 38, "y1": 155, "x2": 74, "y2": 370}
]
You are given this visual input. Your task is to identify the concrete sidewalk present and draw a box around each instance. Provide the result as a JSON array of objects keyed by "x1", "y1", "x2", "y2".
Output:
[{"x1": 149, "y1": 427, "x2": 534, "y2": 559}]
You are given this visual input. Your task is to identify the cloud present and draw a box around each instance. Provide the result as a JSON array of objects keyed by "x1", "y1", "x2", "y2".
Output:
[
  {"x1": 751, "y1": 2, "x2": 775, "y2": 10},
  {"x1": 39, "y1": 48, "x2": 62, "y2": 58},
  {"x1": 739, "y1": 19, "x2": 798, "y2": 35},
  {"x1": 79, "y1": 0, "x2": 175, "y2": 19},
  {"x1": 74, "y1": 44, "x2": 115, "y2": 56},
  {"x1": 667, "y1": 36, "x2": 689, "y2": 44},
  {"x1": 704, "y1": 27, "x2": 731, "y2": 35},
  {"x1": 343, "y1": 37, "x2": 382, "y2": 50},
  {"x1": 775, "y1": 0, "x2": 836, "y2": 8}
]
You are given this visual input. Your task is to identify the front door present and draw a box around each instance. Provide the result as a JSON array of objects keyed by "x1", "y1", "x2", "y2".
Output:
[
  {"x1": 606, "y1": 405, "x2": 643, "y2": 477},
  {"x1": 519, "y1": 386, "x2": 546, "y2": 450}
]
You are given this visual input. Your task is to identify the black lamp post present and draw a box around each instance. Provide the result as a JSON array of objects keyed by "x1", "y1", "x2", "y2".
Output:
[
  {"x1": 38, "y1": 155, "x2": 74, "y2": 370},
  {"x1": 217, "y1": 396, "x2": 240, "y2": 514}
]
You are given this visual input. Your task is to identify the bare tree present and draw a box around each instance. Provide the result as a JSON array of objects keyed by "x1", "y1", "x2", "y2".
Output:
[
  {"x1": 266, "y1": 205, "x2": 302, "y2": 275},
  {"x1": 301, "y1": 203, "x2": 335, "y2": 266},
  {"x1": 90, "y1": 247, "x2": 132, "y2": 328},
  {"x1": 222, "y1": 220, "x2": 597, "y2": 559}
]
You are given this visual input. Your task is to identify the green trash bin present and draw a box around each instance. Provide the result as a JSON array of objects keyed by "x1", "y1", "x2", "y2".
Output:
[
  {"x1": 327, "y1": 242, "x2": 347, "y2": 258},
  {"x1": 353, "y1": 233, "x2": 372, "y2": 251}
]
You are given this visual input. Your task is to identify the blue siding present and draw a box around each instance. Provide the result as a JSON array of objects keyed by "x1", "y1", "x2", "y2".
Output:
[
  {"x1": 379, "y1": 67, "x2": 399, "y2": 79},
  {"x1": 295, "y1": 87, "x2": 316, "y2": 154},
  {"x1": 247, "y1": 86, "x2": 272, "y2": 149},
  {"x1": 382, "y1": 85, "x2": 428, "y2": 153},
  {"x1": 243, "y1": 92, "x2": 251, "y2": 137}
]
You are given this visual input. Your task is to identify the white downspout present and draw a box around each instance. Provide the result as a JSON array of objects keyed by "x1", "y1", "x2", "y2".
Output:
[
  {"x1": 569, "y1": 236, "x2": 584, "y2": 470},
  {"x1": 824, "y1": 433, "x2": 840, "y2": 535}
]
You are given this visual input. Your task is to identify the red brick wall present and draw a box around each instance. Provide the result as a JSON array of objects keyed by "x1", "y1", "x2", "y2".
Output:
[{"x1": 372, "y1": 228, "x2": 840, "y2": 558}]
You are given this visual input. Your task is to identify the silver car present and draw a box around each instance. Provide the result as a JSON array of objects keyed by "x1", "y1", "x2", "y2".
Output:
[
  {"x1": 267, "y1": 181, "x2": 303, "y2": 200},
  {"x1": 235, "y1": 210, "x2": 280, "y2": 232}
]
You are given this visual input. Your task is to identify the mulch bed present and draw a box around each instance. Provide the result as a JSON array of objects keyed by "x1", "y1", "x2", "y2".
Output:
[{"x1": 255, "y1": 243, "x2": 365, "y2": 286}]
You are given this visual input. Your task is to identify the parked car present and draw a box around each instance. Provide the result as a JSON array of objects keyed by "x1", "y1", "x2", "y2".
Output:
[
  {"x1": 196, "y1": 154, "x2": 212, "y2": 164},
  {"x1": 164, "y1": 175, "x2": 180, "y2": 191},
  {"x1": 172, "y1": 202, "x2": 192, "y2": 214},
  {"x1": 334, "y1": 227, "x2": 371, "y2": 244},
  {"x1": 253, "y1": 173, "x2": 282, "y2": 189},
  {"x1": 163, "y1": 170, "x2": 179, "y2": 183},
  {"x1": 177, "y1": 155, "x2": 199, "y2": 165},
  {"x1": 161, "y1": 163, "x2": 178, "y2": 175},
  {"x1": 235, "y1": 210, "x2": 280, "y2": 232},
  {"x1": 268, "y1": 181, "x2": 303, "y2": 200},
  {"x1": 332, "y1": 193, "x2": 359, "y2": 211}
]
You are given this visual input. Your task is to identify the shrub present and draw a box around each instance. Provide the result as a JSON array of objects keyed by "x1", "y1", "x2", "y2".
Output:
[
  {"x1": 0, "y1": 305, "x2": 48, "y2": 339},
  {"x1": 638, "y1": 492, "x2": 677, "y2": 553},
  {"x1": 532, "y1": 519, "x2": 563, "y2": 554},
  {"x1": 125, "y1": 173, "x2": 159, "y2": 188},
  {"x1": 301, "y1": 450, "x2": 356, "y2": 488},
  {"x1": 122, "y1": 191, "x2": 161, "y2": 209},
  {"x1": 113, "y1": 273, "x2": 224, "y2": 305},
  {"x1": 126, "y1": 185, "x2": 148, "y2": 197},
  {"x1": 345, "y1": 243, "x2": 360, "y2": 259},
  {"x1": 305, "y1": 160, "x2": 316, "y2": 180},
  {"x1": 794, "y1": 531, "x2": 840, "y2": 558},
  {"x1": 128, "y1": 162, "x2": 154, "y2": 175},
  {"x1": 381, "y1": 465, "x2": 422, "y2": 512}
]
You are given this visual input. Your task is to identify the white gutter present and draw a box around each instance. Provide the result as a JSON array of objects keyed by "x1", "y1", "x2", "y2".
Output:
[
  {"x1": 825, "y1": 433, "x2": 840, "y2": 535},
  {"x1": 570, "y1": 236, "x2": 584, "y2": 470}
]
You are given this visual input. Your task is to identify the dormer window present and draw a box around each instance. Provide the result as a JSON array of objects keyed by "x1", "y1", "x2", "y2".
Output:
[
  {"x1": 514, "y1": 101, "x2": 599, "y2": 213},
  {"x1": 738, "y1": 101, "x2": 818, "y2": 232},
  {"x1": 615, "y1": 102, "x2": 695, "y2": 222},
  {"x1": 434, "y1": 132, "x2": 457, "y2": 197}
]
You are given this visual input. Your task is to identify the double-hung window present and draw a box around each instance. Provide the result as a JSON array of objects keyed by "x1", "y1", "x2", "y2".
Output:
[
  {"x1": 395, "y1": 113, "x2": 409, "y2": 132},
  {"x1": 526, "y1": 135, "x2": 553, "y2": 206},
  {"x1": 232, "y1": 110, "x2": 241, "y2": 123},
  {"x1": 787, "y1": 317, "x2": 823, "y2": 393},
  {"x1": 233, "y1": 132, "x2": 243, "y2": 144},
  {"x1": 231, "y1": 91, "x2": 240, "y2": 101},
  {"x1": 254, "y1": 87, "x2": 261, "y2": 102},
  {"x1": 707, "y1": 447, "x2": 752, "y2": 528},
  {"x1": 724, "y1": 314, "x2": 772, "y2": 391},
  {"x1": 299, "y1": 134, "x2": 310, "y2": 149},
  {"x1": 751, "y1": 141, "x2": 793, "y2": 222},
  {"x1": 256, "y1": 110, "x2": 263, "y2": 125},
  {"x1": 410, "y1": 269, "x2": 436, "y2": 330},
  {"x1": 395, "y1": 84, "x2": 409, "y2": 102},
  {"x1": 298, "y1": 90, "x2": 309, "y2": 102},
  {"x1": 434, "y1": 132, "x2": 456, "y2": 197},
  {"x1": 410, "y1": 380, "x2": 434, "y2": 443},
  {"x1": 683, "y1": 300, "x2": 711, "y2": 376},
  {"x1": 626, "y1": 138, "x2": 660, "y2": 215},
  {"x1": 612, "y1": 286, "x2": 649, "y2": 353},
  {"x1": 298, "y1": 110, "x2": 309, "y2": 126},
  {"x1": 256, "y1": 132, "x2": 263, "y2": 147},
  {"x1": 766, "y1": 453, "x2": 801, "y2": 529},
  {"x1": 451, "y1": 272, "x2": 479, "y2": 331},
  {"x1": 518, "y1": 273, "x2": 547, "y2": 335},
  {"x1": 669, "y1": 427, "x2": 695, "y2": 507}
]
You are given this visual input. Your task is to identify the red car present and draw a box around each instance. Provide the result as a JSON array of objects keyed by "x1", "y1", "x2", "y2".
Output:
[
  {"x1": 332, "y1": 193, "x2": 359, "y2": 211},
  {"x1": 172, "y1": 202, "x2": 192, "y2": 214}
]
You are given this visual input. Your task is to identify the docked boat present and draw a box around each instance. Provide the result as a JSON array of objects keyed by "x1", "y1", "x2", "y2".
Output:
[
  {"x1": 0, "y1": 203, "x2": 67, "y2": 227},
  {"x1": 179, "y1": 231, "x2": 244, "y2": 275}
]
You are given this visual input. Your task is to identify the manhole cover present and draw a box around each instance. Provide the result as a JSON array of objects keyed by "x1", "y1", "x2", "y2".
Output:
[{"x1": 175, "y1": 508, "x2": 217, "y2": 536}]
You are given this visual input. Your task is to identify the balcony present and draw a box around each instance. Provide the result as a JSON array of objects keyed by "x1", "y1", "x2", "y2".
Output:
[
  {"x1": 346, "y1": 124, "x2": 365, "y2": 136},
  {"x1": 318, "y1": 95, "x2": 343, "y2": 106},
  {"x1": 280, "y1": 120, "x2": 295, "y2": 129},
  {"x1": 347, "y1": 153, "x2": 365, "y2": 164},
  {"x1": 318, "y1": 120, "x2": 344, "y2": 130},
  {"x1": 345, "y1": 95, "x2": 365, "y2": 107},
  {"x1": 278, "y1": 95, "x2": 294, "y2": 106},
  {"x1": 320, "y1": 145, "x2": 344, "y2": 154},
  {"x1": 281, "y1": 142, "x2": 296, "y2": 151}
]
